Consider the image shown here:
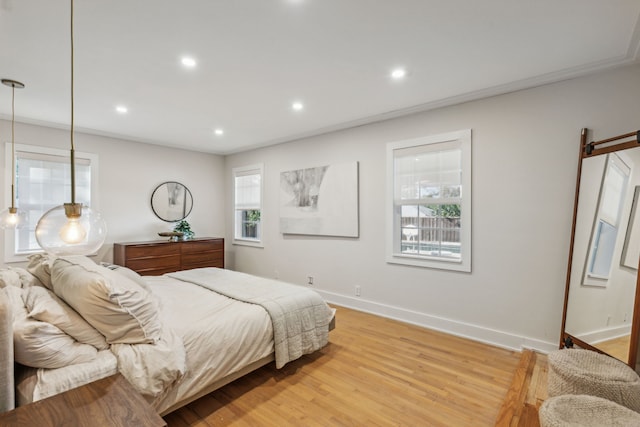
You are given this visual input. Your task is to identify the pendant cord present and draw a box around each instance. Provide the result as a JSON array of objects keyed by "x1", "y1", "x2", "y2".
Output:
[
  {"x1": 10, "y1": 85, "x2": 16, "y2": 209},
  {"x1": 70, "y1": 0, "x2": 76, "y2": 205}
]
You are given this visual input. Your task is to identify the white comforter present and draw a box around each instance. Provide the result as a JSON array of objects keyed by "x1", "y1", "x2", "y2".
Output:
[
  {"x1": 144, "y1": 274, "x2": 274, "y2": 412},
  {"x1": 168, "y1": 268, "x2": 333, "y2": 368}
]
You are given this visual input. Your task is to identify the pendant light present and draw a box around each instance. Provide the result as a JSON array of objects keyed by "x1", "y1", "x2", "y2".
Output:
[
  {"x1": 0, "y1": 79, "x2": 27, "y2": 229},
  {"x1": 35, "y1": 0, "x2": 107, "y2": 255}
]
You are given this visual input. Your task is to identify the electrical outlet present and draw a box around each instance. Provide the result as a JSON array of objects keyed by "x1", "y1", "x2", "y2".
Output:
[
  {"x1": 274, "y1": 270, "x2": 279, "y2": 279},
  {"x1": 355, "y1": 285, "x2": 361, "y2": 296},
  {"x1": 307, "y1": 276, "x2": 314, "y2": 285}
]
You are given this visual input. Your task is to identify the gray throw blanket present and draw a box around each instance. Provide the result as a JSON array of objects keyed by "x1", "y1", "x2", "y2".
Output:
[{"x1": 167, "y1": 268, "x2": 332, "y2": 368}]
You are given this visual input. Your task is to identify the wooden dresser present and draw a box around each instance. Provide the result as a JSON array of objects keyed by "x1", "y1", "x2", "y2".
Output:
[{"x1": 113, "y1": 237, "x2": 224, "y2": 276}]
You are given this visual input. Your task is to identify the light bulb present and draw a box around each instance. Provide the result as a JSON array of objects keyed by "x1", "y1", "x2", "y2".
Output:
[
  {"x1": 0, "y1": 207, "x2": 26, "y2": 230},
  {"x1": 6, "y1": 213, "x2": 17, "y2": 226},
  {"x1": 59, "y1": 217, "x2": 87, "y2": 244},
  {"x1": 36, "y1": 204, "x2": 107, "y2": 255}
]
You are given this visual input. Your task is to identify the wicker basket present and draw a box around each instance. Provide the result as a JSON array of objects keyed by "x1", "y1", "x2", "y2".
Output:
[
  {"x1": 539, "y1": 394, "x2": 640, "y2": 427},
  {"x1": 548, "y1": 349, "x2": 640, "y2": 413}
]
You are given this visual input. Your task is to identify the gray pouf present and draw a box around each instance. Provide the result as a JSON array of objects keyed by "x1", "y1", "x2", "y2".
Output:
[
  {"x1": 539, "y1": 394, "x2": 640, "y2": 427},
  {"x1": 548, "y1": 349, "x2": 640, "y2": 413}
]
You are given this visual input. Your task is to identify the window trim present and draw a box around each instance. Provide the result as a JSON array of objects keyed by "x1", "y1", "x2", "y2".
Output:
[
  {"x1": 386, "y1": 129, "x2": 472, "y2": 272},
  {"x1": 4, "y1": 143, "x2": 100, "y2": 263},
  {"x1": 232, "y1": 163, "x2": 264, "y2": 248}
]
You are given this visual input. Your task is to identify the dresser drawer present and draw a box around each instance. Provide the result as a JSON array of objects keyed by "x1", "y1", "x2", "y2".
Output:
[
  {"x1": 182, "y1": 251, "x2": 224, "y2": 269},
  {"x1": 126, "y1": 255, "x2": 181, "y2": 275},
  {"x1": 180, "y1": 239, "x2": 223, "y2": 253},
  {"x1": 125, "y1": 244, "x2": 180, "y2": 259}
]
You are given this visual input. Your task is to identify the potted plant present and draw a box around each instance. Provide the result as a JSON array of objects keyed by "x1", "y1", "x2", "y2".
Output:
[
  {"x1": 244, "y1": 210, "x2": 260, "y2": 238},
  {"x1": 173, "y1": 219, "x2": 194, "y2": 240}
]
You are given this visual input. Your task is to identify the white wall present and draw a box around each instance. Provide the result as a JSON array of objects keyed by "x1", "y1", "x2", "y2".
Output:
[
  {"x1": 224, "y1": 63, "x2": 640, "y2": 354},
  {"x1": 0, "y1": 123, "x2": 225, "y2": 264}
]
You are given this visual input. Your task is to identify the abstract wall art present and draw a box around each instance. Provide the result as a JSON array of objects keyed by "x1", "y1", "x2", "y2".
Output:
[{"x1": 279, "y1": 161, "x2": 359, "y2": 237}]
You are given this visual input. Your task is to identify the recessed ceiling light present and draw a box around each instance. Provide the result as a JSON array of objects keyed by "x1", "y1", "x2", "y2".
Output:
[
  {"x1": 115, "y1": 105, "x2": 128, "y2": 114},
  {"x1": 391, "y1": 68, "x2": 406, "y2": 80},
  {"x1": 181, "y1": 57, "x2": 197, "y2": 68},
  {"x1": 214, "y1": 128, "x2": 224, "y2": 136},
  {"x1": 292, "y1": 101, "x2": 304, "y2": 111}
]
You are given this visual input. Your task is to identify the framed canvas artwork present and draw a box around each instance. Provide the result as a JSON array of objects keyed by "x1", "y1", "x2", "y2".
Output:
[{"x1": 279, "y1": 161, "x2": 359, "y2": 237}]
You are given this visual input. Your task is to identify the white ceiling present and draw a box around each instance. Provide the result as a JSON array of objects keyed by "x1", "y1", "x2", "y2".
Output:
[{"x1": 1, "y1": 1, "x2": 639, "y2": 155}]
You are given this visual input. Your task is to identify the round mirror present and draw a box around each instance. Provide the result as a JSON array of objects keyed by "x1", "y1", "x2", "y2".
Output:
[{"x1": 151, "y1": 181, "x2": 193, "y2": 222}]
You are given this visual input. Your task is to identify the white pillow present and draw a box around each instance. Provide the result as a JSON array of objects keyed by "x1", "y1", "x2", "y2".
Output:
[
  {"x1": 3, "y1": 286, "x2": 28, "y2": 322},
  {"x1": 27, "y1": 253, "x2": 57, "y2": 290},
  {"x1": 13, "y1": 267, "x2": 44, "y2": 288},
  {"x1": 51, "y1": 256, "x2": 162, "y2": 345},
  {"x1": 23, "y1": 286, "x2": 109, "y2": 351},
  {"x1": 13, "y1": 318, "x2": 97, "y2": 369},
  {"x1": 107, "y1": 265, "x2": 151, "y2": 292},
  {"x1": 0, "y1": 269, "x2": 21, "y2": 288}
]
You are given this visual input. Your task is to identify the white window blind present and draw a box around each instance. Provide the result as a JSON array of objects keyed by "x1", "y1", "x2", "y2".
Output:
[
  {"x1": 234, "y1": 172, "x2": 261, "y2": 210},
  {"x1": 5, "y1": 143, "x2": 97, "y2": 261},
  {"x1": 584, "y1": 153, "x2": 630, "y2": 284},
  {"x1": 394, "y1": 144, "x2": 462, "y2": 205},
  {"x1": 599, "y1": 160, "x2": 626, "y2": 225}
]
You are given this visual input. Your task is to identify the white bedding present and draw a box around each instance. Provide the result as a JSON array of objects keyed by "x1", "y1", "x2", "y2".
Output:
[
  {"x1": 145, "y1": 274, "x2": 274, "y2": 413},
  {"x1": 168, "y1": 268, "x2": 332, "y2": 368},
  {"x1": 26, "y1": 350, "x2": 117, "y2": 403},
  {"x1": 110, "y1": 321, "x2": 186, "y2": 398},
  {"x1": 8, "y1": 264, "x2": 333, "y2": 415}
]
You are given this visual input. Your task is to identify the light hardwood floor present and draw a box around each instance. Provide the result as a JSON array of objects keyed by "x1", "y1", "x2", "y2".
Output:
[
  {"x1": 164, "y1": 306, "x2": 526, "y2": 426},
  {"x1": 495, "y1": 350, "x2": 548, "y2": 426},
  {"x1": 596, "y1": 335, "x2": 631, "y2": 363}
]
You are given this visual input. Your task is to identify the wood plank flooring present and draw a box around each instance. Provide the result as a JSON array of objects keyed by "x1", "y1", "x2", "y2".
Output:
[
  {"x1": 495, "y1": 351, "x2": 548, "y2": 427},
  {"x1": 164, "y1": 306, "x2": 523, "y2": 426},
  {"x1": 596, "y1": 335, "x2": 630, "y2": 363}
]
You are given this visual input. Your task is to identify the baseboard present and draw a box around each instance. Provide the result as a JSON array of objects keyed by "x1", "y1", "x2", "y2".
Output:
[
  {"x1": 574, "y1": 324, "x2": 632, "y2": 345},
  {"x1": 318, "y1": 290, "x2": 558, "y2": 355}
]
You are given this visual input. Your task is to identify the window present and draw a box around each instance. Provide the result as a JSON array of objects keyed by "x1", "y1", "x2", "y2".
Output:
[
  {"x1": 4, "y1": 143, "x2": 98, "y2": 262},
  {"x1": 233, "y1": 164, "x2": 263, "y2": 246},
  {"x1": 583, "y1": 153, "x2": 630, "y2": 285},
  {"x1": 386, "y1": 129, "x2": 471, "y2": 272}
]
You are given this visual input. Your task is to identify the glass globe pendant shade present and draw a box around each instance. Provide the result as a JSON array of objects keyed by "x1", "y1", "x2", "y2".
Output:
[
  {"x1": 35, "y1": 203, "x2": 107, "y2": 255},
  {"x1": 0, "y1": 207, "x2": 27, "y2": 230}
]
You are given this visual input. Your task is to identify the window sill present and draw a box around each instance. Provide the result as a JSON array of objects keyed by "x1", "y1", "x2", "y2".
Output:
[
  {"x1": 386, "y1": 253, "x2": 470, "y2": 272},
  {"x1": 5, "y1": 250, "x2": 102, "y2": 264},
  {"x1": 233, "y1": 238, "x2": 264, "y2": 248},
  {"x1": 5, "y1": 249, "x2": 43, "y2": 264}
]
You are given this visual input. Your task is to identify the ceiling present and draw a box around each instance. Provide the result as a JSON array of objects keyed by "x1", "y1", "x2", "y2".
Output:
[{"x1": 1, "y1": 1, "x2": 639, "y2": 155}]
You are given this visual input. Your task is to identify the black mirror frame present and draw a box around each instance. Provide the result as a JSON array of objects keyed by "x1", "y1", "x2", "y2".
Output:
[{"x1": 150, "y1": 181, "x2": 193, "y2": 223}]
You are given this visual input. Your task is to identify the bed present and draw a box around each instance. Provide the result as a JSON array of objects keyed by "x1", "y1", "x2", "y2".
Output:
[{"x1": 0, "y1": 254, "x2": 335, "y2": 416}]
